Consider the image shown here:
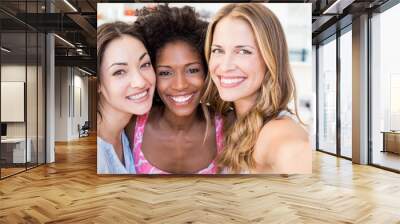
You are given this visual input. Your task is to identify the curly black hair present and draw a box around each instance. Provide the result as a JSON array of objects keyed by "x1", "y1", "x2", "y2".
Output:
[
  {"x1": 135, "y1": 5, "x2": 209, "y2": 108},
  {"x1": 135, "y1": 5, "x2": 212, "y2": 139},
  {"x1": 135, "y1": 5, "x2": 208, "y2": 73}
]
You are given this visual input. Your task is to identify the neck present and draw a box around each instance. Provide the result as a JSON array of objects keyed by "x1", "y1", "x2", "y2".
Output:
[
  {"x1": 160, "y1": 107, "x2": 200, "y2": 132},
  {"x1": 234, "y1": 92, "x2": 259, "y2": 118},
  {"x1": 97, "y1": 102, "x2": 132, "y2": 143}
]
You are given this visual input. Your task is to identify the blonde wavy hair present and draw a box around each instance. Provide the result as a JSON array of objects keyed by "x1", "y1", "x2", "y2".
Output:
[{"x1": 201, "y1": 3, "x2": 300, "y2": 173}]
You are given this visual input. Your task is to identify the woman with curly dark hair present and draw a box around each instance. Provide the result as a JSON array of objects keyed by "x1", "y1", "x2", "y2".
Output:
[{"x1": 129, "y1": 5, "x2": 223, "y2": 174}]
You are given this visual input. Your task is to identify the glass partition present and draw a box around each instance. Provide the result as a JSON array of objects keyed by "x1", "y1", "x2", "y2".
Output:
[
  {"x1": 0, "y1": 1, "x2": 46, "y2": 179},
  {"x1": 317, "y1": 36, "x2": 337, "y2": 155},
  {"x1": 1, "y1": 30, "x2": 28, "y2": 177},
  {"x1": 27, "y1": 31, "x2": 38, "y2": 169},
  {"x1": 38, "y1": 32, "x2": 45, "y2": 165},
  {"x1": 371, "y1": 3, "x2": 400, "y2": 171},
  {"x1": 339, "y1": 28, "x2": 352, "y2": 158}
]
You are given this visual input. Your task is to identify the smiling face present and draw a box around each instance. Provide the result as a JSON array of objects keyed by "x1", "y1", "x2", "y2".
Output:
[
  {"x1": 209, "y1": 16, "x2": 267, "y2": 103},
  {"x1": 155, "y1": 40, "x2": 205, "y2": 117},
  {"x1": 99, "y1": 34, "x2": 156, "y2": 116}
]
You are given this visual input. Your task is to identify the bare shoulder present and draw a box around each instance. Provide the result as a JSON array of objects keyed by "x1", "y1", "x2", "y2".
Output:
[{"x1": 253, "y1": 116, "x2": 312, "y2": 174}]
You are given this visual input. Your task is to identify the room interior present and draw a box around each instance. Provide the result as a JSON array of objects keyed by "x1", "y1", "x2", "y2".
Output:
[{"x1": 0, "y1": 0, "x2": 399, "y2": 222}]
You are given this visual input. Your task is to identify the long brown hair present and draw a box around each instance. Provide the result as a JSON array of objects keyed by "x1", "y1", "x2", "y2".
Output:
[
  {"x1": 201, "y1": 3, "x2": 300, "y2": 173},
  {"x1": 96, "y1": 22, "x2": 145, "y2": 119}
]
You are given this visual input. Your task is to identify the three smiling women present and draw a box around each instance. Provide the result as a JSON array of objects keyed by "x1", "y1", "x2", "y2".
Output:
[{"x1": 97, "y1": 3, "x2": 311, "y2": 175}]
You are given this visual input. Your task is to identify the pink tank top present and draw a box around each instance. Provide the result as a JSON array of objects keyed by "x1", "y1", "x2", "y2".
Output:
[{"x1": 132, "y1": 113, "x2": 224, "y2": 174}]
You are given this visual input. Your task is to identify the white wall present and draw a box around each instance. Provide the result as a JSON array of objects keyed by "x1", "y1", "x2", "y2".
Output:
[
  {"x1": 55, "y1": 66, "x2": 69, "y2": 141},
  {"x1": 1, "y1": 65, "x2": 39, "y2": 138},
  {"x1": 1, "y1": 64, "x2": 46, "y2": 164},
  {"x1": 1, "y1": 65, "x2": 26, "y2": 140},
  {"x1": 54, "y1": 67, "x2": 89, "y2": 141}
]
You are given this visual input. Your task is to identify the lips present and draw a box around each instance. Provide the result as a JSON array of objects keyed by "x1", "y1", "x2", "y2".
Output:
[
  {"x1": 127, "y1": 89, "x2": 149, "y2": 102},
  {"x1": 219, "y1": 76, "x2": 246, "y2": 88},
  {"x1": 168, "y1": 93, "x2": 195, "y2": 105}
]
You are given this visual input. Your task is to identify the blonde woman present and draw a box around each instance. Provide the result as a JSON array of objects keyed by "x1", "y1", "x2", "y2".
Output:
[{"x1": 202, "y1": 3, "x2": 312, "y2": 174}]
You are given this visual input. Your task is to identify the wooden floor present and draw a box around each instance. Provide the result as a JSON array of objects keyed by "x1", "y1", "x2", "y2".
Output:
[
  {"x1": 373, "y1": 150, "x2": 400, "y2": 171},
  {"x1": 0, "y1": 167, "x2": 26, "y2": 178},
  {"x1": 1, "y1": 135, "x2": 400, "y2": 223},
  {"x1": 1, "y1": 163, "x2": 45, "y2": 178}
]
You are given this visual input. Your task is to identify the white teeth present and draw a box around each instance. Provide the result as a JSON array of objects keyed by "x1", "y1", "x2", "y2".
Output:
[
  {"x1": 128, "y1": 90, "x2": 147, "y2": 100},
  {"x1": 170, "y1": 94, "x2": 193, "y2": 103},
  {"x1": 221, "y1": 77, "x2": 245, "y2": 84}
]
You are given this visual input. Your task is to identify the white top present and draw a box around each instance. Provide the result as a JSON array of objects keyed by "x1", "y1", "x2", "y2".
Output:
[{"x1": 97, "y1": 131, "x2": 136, "y2": 174}]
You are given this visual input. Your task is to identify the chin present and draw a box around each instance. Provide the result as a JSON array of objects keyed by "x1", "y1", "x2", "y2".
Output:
[
  {"x1": 219, "y1": 92, "x2": 240, "y2": 102},
  {"x1": 130, "y1": 102, "x2": 152, "y2": 115},
  {"x1": 171, "y1": 107, "x2": 197, "y2": 117}
]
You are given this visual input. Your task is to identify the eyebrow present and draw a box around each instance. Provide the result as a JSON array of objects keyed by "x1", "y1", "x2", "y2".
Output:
[
  {"x1": 138, "y1": 52, "x2": 148, "y2": 61},
  {"x1": 235, "y1": 45, "x2": 256, "y2": 50},
  {"x1": 106, "y1": 52, "x2": 148, "y2": 70},
  {"x1": 211, "y1": 44, "x2": 256, "y2": 50},
  {"x1": 156, "y1": 62, "x2": 201, "y2": 69},
  {"x1": 107, "y1": 62, "x2": 127, "y2": 70}
]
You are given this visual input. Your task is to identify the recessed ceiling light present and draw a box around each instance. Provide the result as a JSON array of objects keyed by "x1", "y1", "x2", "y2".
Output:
[
  {"x1": 1, "y1": 47, "x2": 11, "y2": 53},
  {"x1": 63, "y1": 0, "x2": 78, "y2": 12},
  {"x1": 78, "y1": 67, "x2": 93, "y2": 76},
  {"x1": 54, "y1": 34, "x2": 75, "y2": 48},
  {"x1": 323, "y1": 0, "x2": 355, "y2": 15}
]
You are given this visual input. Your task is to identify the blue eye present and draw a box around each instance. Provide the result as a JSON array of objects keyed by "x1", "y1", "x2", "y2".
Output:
[
  {"x1": 238, "y1": 49, "x2": 252, "y2": 55},
  {"x1": 211, "y1": 48, "x2": 223, "y2": 54}
]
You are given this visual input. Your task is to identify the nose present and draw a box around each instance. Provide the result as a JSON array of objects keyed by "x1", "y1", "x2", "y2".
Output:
[
  {"x1": 171, "y1": 72, "x2": 189, "y2": 91},
  {"x1": 219, "y1": 53, "x2": 235, "y2": 73},
  {"x1": 129, "y1": 69, "x2": 147, "y2": 89}
]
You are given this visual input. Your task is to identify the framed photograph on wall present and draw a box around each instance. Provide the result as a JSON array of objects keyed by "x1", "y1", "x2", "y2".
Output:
[
  {"x1": 1, "y1": 81, "x2": 25, "y2": 122},
  {"x1": 96, "y1": 2, "x2": 312, "y2": 175}
]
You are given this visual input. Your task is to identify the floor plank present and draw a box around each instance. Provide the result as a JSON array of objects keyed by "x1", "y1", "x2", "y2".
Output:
[{"x1": 0, "y1": 134, "x2": 399, "y2": 223}]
